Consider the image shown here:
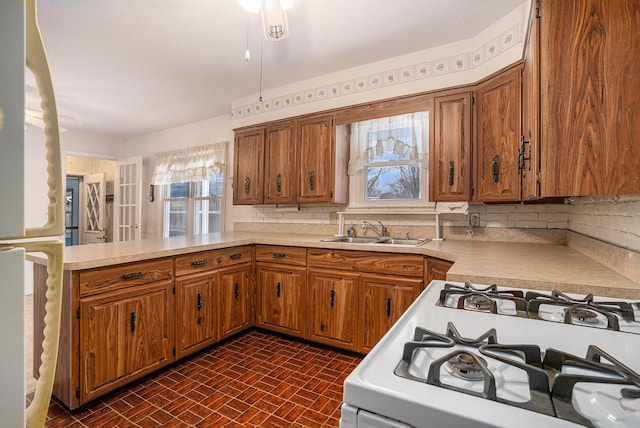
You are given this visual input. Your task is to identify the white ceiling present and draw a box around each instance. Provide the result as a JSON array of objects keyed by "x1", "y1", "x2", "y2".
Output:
[{"x1": 27, "y1": 0, "x2": 525, "y2": 139}]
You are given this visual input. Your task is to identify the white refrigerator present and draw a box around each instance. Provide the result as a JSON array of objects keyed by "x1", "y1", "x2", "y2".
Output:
[{"x1": 0, "y1": 1, "x2": 65, "y2": 427}]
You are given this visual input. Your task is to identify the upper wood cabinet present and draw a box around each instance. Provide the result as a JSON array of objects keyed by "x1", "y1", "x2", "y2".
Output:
[
  {"x1": 233, "y1": 127, "x2": 265, "y2": 205},
  {"x1": 296, "y1": 113, "x2": 348, "y2": 204},
  {"x1": 431, "y1": 91, "x2": 473, "y2": 201},
  {"x1": 476, "y1": 65, "x2": 522, "y2": 202},
  {"x1": 535, "y1": 0, "x2": 640, "y2": 197},
  {"x1": 233, "y1": 113, "x2": 348, "y2": 205},
  {"x1": 265, "y1": 123, "x2": 297, "y2": 204}
]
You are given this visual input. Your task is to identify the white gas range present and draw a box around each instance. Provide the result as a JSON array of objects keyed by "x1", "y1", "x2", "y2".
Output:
[{"x1": 341, "y1": 281, "x2": 640, "y2": 428}]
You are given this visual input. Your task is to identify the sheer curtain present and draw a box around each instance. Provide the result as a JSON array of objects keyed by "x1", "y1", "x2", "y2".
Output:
[
  {"x1": 347, "y1": 112, "x2": 429, "y2": 175},
  {"x1": 151, "y1": 142, "x2": 227, "y2": 185}
]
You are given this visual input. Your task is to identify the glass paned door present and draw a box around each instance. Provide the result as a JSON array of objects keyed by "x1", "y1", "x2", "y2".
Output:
[
  {"x1": 82, "y1": 173, "x2": 106, "y2": 244},
  {"x1": 114, "y1": 157, "x2": 142, "y2": 241}
]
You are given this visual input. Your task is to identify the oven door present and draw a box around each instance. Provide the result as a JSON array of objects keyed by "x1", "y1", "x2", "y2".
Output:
[{"x1": 341, "y1": 404, "x2": 414, "y2": 428}]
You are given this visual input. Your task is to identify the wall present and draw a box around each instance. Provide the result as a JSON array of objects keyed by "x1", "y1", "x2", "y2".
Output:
[{"x1": 124, "y1": 114, "x2": 241, "y2": 239}]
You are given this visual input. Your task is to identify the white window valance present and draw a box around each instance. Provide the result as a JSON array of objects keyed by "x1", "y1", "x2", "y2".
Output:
[
  {"x1": 151, "y1": 142, "x2": 227, "y2": 185},
  {"x1": 347, "y1": 112, "x2": 429, "y2": 175}
]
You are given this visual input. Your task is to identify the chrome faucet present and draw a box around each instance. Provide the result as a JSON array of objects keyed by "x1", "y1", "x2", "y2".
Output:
[{"x1": 362, "y1": 220, "x2": 389, "y2": 238}]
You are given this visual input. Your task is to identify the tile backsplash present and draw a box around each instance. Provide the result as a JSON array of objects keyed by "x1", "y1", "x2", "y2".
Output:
[{"x1": 237, "y1": 195, "x2": 640, "y2": 252}]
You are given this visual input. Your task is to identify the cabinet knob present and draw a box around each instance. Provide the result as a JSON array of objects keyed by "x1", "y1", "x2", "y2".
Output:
[
  {"x1": 244, "y1": 176, "x2": 251, "y2": 194},
  {"x1": 276, "y1": 173, "x2": 282, "y2": 193},
  {"x1": 276, "y1": 282, "x2": 281, "y2": 298},
  {"x1": 130, "y1": 311, "x2": 136, "y2": 333},
  {"x1": 308, "y1": 170, "x2": 315, "y2": 191},
  {"x1": 197, "y1": 293, "x2": 202, "y2": 311},
  {"x1": 234, "y1": 283, "x2": 240, "y2": 300},
  {"x1": 330, "y1": 289, "x2": 335, "y2": 307},
  {"x1": 492, "y1": 155, "x2": 500, "y2": 183},
  {"x1": 386, "y1": 297, "x2": 392, "y2": 317}
]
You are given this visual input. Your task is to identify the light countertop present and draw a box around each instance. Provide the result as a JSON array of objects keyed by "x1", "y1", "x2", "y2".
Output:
[{"x1": 26, "y1": 231, "x2": 640, "y2": 299}]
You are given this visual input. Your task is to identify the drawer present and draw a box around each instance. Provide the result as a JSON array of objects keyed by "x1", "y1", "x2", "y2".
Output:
[
  {"x1": 79, "y1": 258, "x2": 173, "y2": 296},
  {"x1": 175, "y1": 245, "x2": 253, "y2": 276},
  {"x1": 255, "y1": 245, "x2": 306, "y2": 266},
  {"x1": 307, "y1": 249, "x2": 423, "y2": 277}
]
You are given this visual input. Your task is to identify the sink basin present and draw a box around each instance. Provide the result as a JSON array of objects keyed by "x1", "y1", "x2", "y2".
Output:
[
  {"x1": 373, "y1": 238, "x2": 430, "y2": 246},
  {"x1": 320, "y1": 236, "x2": 384, "y2": 244},
  {"x1": 320, "y1": 236, "x2": 429, "y2": 246}
]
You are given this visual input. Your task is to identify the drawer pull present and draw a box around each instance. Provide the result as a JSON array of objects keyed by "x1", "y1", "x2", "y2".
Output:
[
  {"x1": 386, "y1": 297, "x2": 392, "y2": 317},
  {"x1": 234, "y1": 283, "x2": 240, "y2": 300},
  {"x1": 276, "y1": 282, "x2": 281, "y2": 298},
  {"x1": 229, "y1": 253, "x2": 242, "y2": 260},
  {"x1": 121, "y1": 271, "x2": 143, "y2": 281},
  {"x1": 191, "y1": 259, "x2": 206, "y2": 267},
  {"x1": 130, "y1": 311, "x2": 136, "y2": 333},
  {"x1": 197, "y1": 293, "x2": 202, "y2": 311},
  {"x1": 272, "y1": 253, "x2": 286, "y2": 259},
  {"x1": 330, "y1": 289, "x2": 335, "y2": 307}
]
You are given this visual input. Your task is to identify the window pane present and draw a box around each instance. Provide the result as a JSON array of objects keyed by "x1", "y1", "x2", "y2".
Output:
[
  {"x1": 365, "y1": 165, "x2": 421, "y2": 200},
  {"x1": 170, "y1": 182, "x2": 189, "y2": 198},
  {"x1": 193, "y1": 198, "x2": 221, "y2": 235},
  {"x1": 167, "y1": 200, "x2": 187, "y2": 236}
]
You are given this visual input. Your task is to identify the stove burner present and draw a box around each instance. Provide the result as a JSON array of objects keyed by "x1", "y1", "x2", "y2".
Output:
[
  {"x1": 567, "y1": 307, "x2": 600, "y2": 324},
  {"x1": 444, "y1": 353, "x2": 488, "y2": 380},
  {"x1": 464, "y1": 294, "x2": 493, "y2": 311}
]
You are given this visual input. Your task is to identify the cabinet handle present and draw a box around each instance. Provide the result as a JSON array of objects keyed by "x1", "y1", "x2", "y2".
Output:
[
  {"x1": 518, "y1": 136, "x2": 532, "y2": 173},
  {"x1": 130, "y1": 311, "x2": 136, "y2": 333},
  {"x1": 197, "y1": 293, "x2": 202, "y2": 311},
  {"x1": 330, "y1": 289, "x2": 335, "y2": 307},
  {"x1": 276, "y1": 173, "x2": 282, "y2": 193},
  {"x1": 448, "y1": 160, "x2": 455, "y2": 186},
  {"x1": 191, "y1": 259, "x2": 206, "y2": 267},
  {"x1": 272, "y1": 253, "x2": 286, "y2": 259},
  {"x1": 229, "y1": 253, "x2": 242, "y2": 260},
  {"x1": 492, "y1": 155, "x2": 500, "y2": 183},
  {"x1": 244, "y1": 177, "x2": 250, "y2": 194},
  {"x1": 386, "y1": 297, "x2": 392, "y2": 317},
  {"x1": 276, "y1": 282, "x2": 281, "y2": 298},
  {"x1": 234, "y1": 283, "x2": 240, "y2": 300},
  {"x1": 308, "y1": 170, "x2": 315, "y2": 191},
  {"x1": 121, "y1": 271, "x2": 143, "y2": 281}
]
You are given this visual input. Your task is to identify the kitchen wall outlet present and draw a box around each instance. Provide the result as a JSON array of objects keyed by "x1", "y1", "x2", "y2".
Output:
[{"x1": 470, "y1": 213, "x2": 480, "y2": 228}]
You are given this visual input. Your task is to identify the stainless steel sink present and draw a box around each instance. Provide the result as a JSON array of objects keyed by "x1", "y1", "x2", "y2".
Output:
[
  {"x1": 320, "y1": 236, "x2": 384, "y2": 244},
  {"x1": 320, "y1": 236, "x2": 429, "y2": 246},
  {"x1": 372, "y1": 238, "x2": 429, "y2": 246}
]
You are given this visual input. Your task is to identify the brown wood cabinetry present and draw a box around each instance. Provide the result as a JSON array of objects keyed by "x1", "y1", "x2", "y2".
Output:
[
  {"x1": 219, "y1": 264, "x2": 252, "y2": 339},
  {"x1": 360, "y1": 274, "x2": 421, "y2": 352},
  {"x1": 233, "y1": 127, "x2": 265, "y2": 204},
  {"x1": 476, "y1": 65, "x2": 522, "y2": 202},
  {"x1": 532, "y1": 0, "x2": 640, "y2": 197},
  {"x1": 307, "y1": 268, "x2": 360, "y2": 350},
  {"x1": 175, "y1": 272, "x2": 216, "y2": 359},
  {"x1": 255, "y1": 245, "x2": 306, "y2": 337},
  {"x1": 80, "y1": 281, "x2": 174, "y2": 404},
  {"x1": 432, "y1": 91, "x2": 473, "y2": 201},
  {"x1": 265, "y1": 123, "x2": 297, "y2": 204},
  {"x1": 425, "y1": 257, "x2": 454, "y2": 289}
]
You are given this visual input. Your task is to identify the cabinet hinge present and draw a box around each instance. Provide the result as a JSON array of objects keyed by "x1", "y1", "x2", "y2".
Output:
[
  {"x1": 535, "y1": 0, "x2": 541, "y2": 18},
  {"x1": 330, "y1": 190, "x2": 333, "y2": 198},
  {"x1": 173, "y1": 285, "x2": 176, "y2": 294},
  {"x1": 472, "y1": 95, "x2": 476, "y2": 105},
  {"x1": 173, "y1": 347, "x2": 176, "y2": 357},
  {"x1": 76, "y1": 307, "x2": 80, "y2": 319},
  {"x1": 536, "y1": 172, "x2": 541, "y2": 184},
  {"x1": 75, "y1": 387, "x2": 80, "y2": 400}
]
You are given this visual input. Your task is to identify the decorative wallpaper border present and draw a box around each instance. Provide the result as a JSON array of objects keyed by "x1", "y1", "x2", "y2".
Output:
[{"x1": 232, "y1": 23, "x2": 523, "y2": 120}]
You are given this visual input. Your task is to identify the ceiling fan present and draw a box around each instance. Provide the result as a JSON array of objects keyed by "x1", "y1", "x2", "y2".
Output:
[{"x1": 24, "y1": 108, "x2": 79, "y2": 133}]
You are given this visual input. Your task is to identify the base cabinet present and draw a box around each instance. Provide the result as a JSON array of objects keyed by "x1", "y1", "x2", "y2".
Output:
[
  {"x1": 80, "y1": 281, "x2": 174, "y2": 404},
  {"x1": 307, "y1": 268, "x2": 360, "y2": 350},
  {"x1": 361, "y1": 274, "x2": 421, "y2": 352},
  {"x1": 256, "y1": 265, "x2": 306, "y2": 337},
  {"x1": 219, "y1": 265, "x2": 252, "y2": 339},
  {"x1": 175, "y1": 272, "x2": 216, "y2": 359}
]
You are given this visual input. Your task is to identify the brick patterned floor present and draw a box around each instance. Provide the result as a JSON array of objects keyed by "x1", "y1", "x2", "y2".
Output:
[{"x1": 27, "y1": 329, "x2": 363, "y2": 427}]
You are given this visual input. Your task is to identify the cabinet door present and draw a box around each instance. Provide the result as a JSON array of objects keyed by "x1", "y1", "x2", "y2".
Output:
[
  {"x1": 297, "y1": 114, "x2": 335, "y2": 203},
  {"x1": 175, "y1": 272, "x2": 216, "y2": 359},
  {"x1": 256, "y1": 264, "x2": 306, "y2": 336},
  {"x1": 361, "y1": 274, "x2": 421, "y2": 352},
  {"x1": 425, "y1": 257, "x2": 453, "y2": 290},
  {"x1": 219, "y1": 265, "x2": 251, "y2": 338},
  {"x1": 539, "y1": 0, "x2": 640, "y2": 196},
  {"x1": 521, "y1": 0, "x2": 541, "y2": 200},
  {"x1": 432, "y1": 92, "x2": 472, "y2": 201},
  {"x1": 265, "y1": 123, "x2": 297, "y2": 204},
  {"x1": 476, "y1": 66, "x2": 522, "y2": 202},
  {"x1": 233, "y1": 128, "x2": 264, "y2": 205},
  {"x1": 80, "y1": 281, "x2": 173, "y2": 403},
  {"x1": 307, "y1": 269, "x2": 359, "y2": 350}
]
